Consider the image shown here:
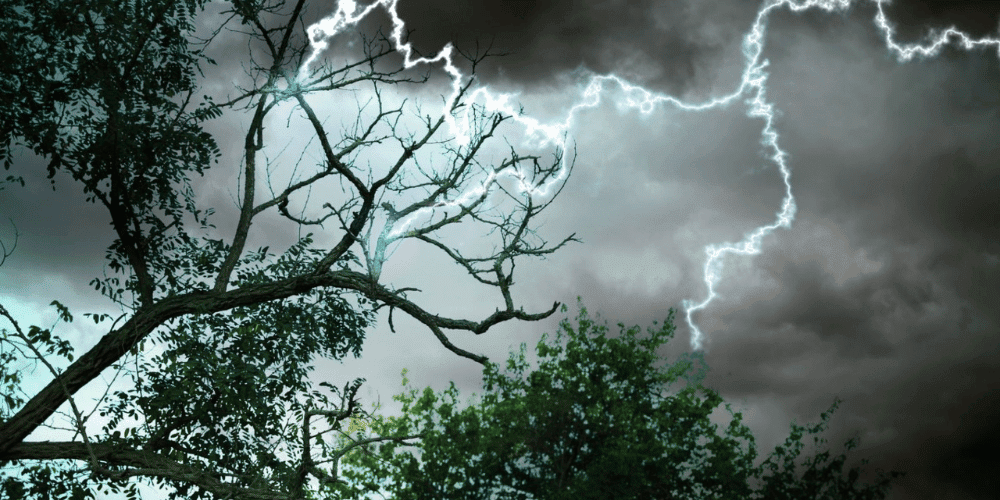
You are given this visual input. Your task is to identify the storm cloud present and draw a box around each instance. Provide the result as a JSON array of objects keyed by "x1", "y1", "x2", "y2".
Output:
[{"x1": 1, "y1": 1, "x2": 998, "y2": 499}]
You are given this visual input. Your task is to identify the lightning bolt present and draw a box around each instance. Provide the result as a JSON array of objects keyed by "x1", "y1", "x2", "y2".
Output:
[{"x1": 298, "y1": 0, "x2": 1000, "y2": 351}]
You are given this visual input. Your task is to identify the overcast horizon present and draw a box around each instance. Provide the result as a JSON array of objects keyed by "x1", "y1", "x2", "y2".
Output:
[{"x1": 2, "y1": 1, "x2": 999, "y2": 499}]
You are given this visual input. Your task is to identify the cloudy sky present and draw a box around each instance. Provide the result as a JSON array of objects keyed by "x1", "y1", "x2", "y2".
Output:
[{"x1": 2, "y1": 0, "x2": 998, "y2": 498}]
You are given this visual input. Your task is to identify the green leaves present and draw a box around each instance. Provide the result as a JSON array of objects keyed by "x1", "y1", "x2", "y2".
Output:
[
  {"x1": 191, "y1": 95, "x2": 223, "y2": 122},
  {"x1": 0, "y1": 463, "x2": 95, "y2": 500},
  {"x1": 87, "y1": 232, "x2": 377, "y2": 496},
  {"x1": 336, "y1": 299, "x2": 905, "y2": 500},
  {"x1": 3, "y1": 0, "x2": 221, "y2": 307},
  {"x1": 49, "y1": 300, "x2": 73, "y2": 324},
  {"x1": 753, "y1": 400, "x2": 905, "y2": 500}
]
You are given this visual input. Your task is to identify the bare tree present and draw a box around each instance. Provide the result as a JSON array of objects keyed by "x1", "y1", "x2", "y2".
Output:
[{"x1": 0, "y1": 0, "x2": 575, "y2": 497}]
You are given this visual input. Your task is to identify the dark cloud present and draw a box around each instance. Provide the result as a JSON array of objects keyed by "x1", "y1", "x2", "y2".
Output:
[
  {"x1": 882, "y1": 0, "x2": 1000, "y2": 41},
  {"x1": 2, "y1": 2, "x2": 998, "y2": 499},
  {"x1": 0, "y1": 152, "x2": 118, "y2": 301},
  {"x1": 699, "y1": 12, "x2": 999, "y2": 496},
  {"x1": 347, "y1": 0, "x2": 759, "y2": 96},
  {"x1": 478, "y1": 4, "x2": 997, "y2": 499}
]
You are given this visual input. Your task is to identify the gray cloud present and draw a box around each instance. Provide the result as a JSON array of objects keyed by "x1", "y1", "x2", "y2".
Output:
[
  {"x1": 2, "y1": 1, "x2": 998, "y2": 499},
  {"x1": 348, "y1": 0, "x2": 760, "y2": 97}
]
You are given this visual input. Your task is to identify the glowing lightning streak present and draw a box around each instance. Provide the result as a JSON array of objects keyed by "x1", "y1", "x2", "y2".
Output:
[{"x1": 298, "y1": 0, "x2": 1000, "y2": 351}]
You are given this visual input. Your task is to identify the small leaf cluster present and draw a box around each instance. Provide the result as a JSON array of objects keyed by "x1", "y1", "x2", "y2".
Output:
[
  {"x1": 0, "y1": 332, "x2": 26, "y2": 417},
  {"x1": 1, "y1": 462, "x2": 96, "y2": 500},
  {"x1": 0, "y1": 300, "x2": 78, "y2": 418}
]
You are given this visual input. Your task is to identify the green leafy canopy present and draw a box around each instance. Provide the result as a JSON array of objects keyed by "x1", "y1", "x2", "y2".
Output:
[{"x1": 333, "y1": 299, "x2": 905, "y2": 500}]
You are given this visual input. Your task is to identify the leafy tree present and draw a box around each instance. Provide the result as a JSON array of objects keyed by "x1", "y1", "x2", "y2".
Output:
[
  {"x1": 0, "y1": 0, "x2": 575, "y2": 498},
  {"x1": 336, "y1": 300, "x2": 905, "y2": 500}
]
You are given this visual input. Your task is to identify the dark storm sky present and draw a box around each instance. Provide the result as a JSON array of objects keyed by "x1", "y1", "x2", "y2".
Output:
[{"x1": 1, "y1": 1, "x2": 998, "y2": 499}]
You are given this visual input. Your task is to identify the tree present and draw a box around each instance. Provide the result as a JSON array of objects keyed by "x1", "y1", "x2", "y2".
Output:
[
  {"x1": 0, "y1": 0, "x2": 575, "y2": 498},
  {"x1": 335, "y1": 300, "x2": 905, "y2": 500}
]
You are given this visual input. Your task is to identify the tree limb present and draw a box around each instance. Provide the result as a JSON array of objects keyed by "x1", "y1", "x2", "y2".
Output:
[{"x1": 2, "y1": 441, "x2": 285, "y2": 500}]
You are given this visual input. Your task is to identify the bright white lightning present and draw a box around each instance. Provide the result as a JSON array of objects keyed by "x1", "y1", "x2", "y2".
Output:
[{"x1": 298, "y1": 0, "x2": 1000, "y2": 351}]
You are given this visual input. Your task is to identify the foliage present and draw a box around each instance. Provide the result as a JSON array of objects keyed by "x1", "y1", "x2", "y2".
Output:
[
  {"x1": 335, "y1": 300, "x2": 905, "y2": 500},
  {"x1": 0, "y1": 0, "x2": 574, "y2": 498}
]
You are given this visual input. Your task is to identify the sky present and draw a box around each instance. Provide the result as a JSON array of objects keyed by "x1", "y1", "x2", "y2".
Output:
[{"x1": 1, "y1": 0, "x2": 998, "y2": 499}]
